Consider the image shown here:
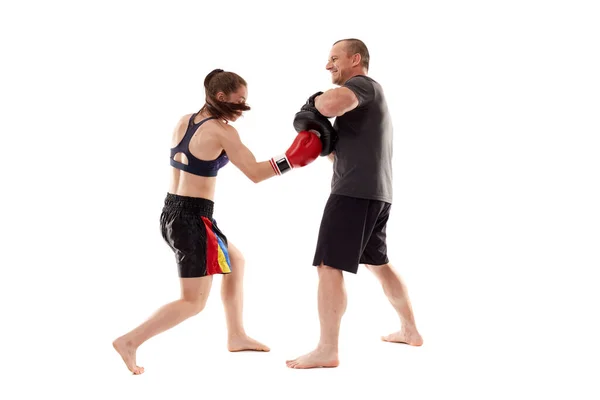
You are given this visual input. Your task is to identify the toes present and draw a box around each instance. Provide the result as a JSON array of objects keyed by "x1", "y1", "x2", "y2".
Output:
[
  {"x1": 287, "y1": 359, "x2": 308, "y2": 369},
  {"x1": 382, "y1": 333, "x2": 415, "y2": 345},
  {"x1": 229, "y1": 337, "x2": 271, "y2": 352},
  {"x1": 383, "y1": 332, "x2": 399, "y2": 341}
]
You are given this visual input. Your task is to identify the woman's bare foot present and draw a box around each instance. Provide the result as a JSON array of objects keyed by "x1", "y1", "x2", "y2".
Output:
[
  {"x1": 227, "y1": 334, "x2": 270, "y2": 352},
  {"x1": 113, "y1": 337, "x2": 144, "y2": 374},
  {"x1": 286, "y1": 345, "x2": 339, "y2": 369},
  {"x1": 382, "y1": 326, "x2": 423, "y2": 346}
]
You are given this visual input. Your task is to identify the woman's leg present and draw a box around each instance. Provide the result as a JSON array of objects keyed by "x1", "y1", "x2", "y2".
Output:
[
  {"x1": 221, "y1": 241, "x2": 270, "y2": 352},
  {"x1": 113, "y1": 276, "x2": 213, "y2": 374}
]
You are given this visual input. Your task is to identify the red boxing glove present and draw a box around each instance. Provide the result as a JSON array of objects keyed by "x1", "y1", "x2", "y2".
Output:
[{"x1": 270, "y1": 131, "x2": 322, "y2": 175}]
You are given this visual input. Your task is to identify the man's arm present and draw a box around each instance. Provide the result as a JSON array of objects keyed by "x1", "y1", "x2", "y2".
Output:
[
  {"x1": 218, "y1": 125, "x2": 277, "y2": 183},
  {"x1": 314, "y1": 87, "x2": 359, "y2": 117}
]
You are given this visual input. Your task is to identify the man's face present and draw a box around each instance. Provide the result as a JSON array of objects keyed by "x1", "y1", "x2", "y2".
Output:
[{"x1": 326, "y1": 42, "x2": 354, "y2": 85}]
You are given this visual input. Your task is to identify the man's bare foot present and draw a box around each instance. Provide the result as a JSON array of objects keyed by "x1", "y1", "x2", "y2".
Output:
[
  {"x1": 382, "y1": 327, "x2": 423, "y2": 346},
  {"x1": 286, "y1": 345, "x2": 339, "y2": 369},
  {"x1": 227, "y1": 335, "x2": 270, "y2": 352},
  {"x1": 113, "y1": 337, "x2": 144, "y2": 375}
]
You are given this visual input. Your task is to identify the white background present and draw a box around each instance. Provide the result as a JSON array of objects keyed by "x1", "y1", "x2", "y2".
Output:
[{"x1": 1, "y1": 0, "x2": 599, "y2": 399}]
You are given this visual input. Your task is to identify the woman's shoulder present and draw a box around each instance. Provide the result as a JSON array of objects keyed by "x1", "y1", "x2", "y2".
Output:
[{"x1": 173, "y1": 113, "x2": 194, "y2": 129}]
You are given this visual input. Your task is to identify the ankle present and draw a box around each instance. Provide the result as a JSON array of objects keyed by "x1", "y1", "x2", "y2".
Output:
[
  {"x1": 317, "y1": 342, "x2": 339, "y2": 353},
  {"x1": 400, "y1": 322, "x2": 420, "y2": 335},
  {"x1": 227, "y1": 330, "x2": 247, "y2": 339},
  {"x1": 117, "y1": 335, "x2": 140, "y2": 349},
  {"x1": 400, "y1": 318, "x2": 417, "y2": 329}
]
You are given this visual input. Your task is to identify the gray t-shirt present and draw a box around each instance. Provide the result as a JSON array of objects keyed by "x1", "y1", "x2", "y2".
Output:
[{"x1": 331, "y1": 75, "x2": 393, "y2": 203}]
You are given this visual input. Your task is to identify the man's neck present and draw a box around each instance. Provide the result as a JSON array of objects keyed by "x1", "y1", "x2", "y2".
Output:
[{"x1": 343, "y1": 69, "x2": 368, "y2": 83}]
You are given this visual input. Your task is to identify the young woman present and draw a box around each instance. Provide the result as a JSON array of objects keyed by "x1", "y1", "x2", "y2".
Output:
[{"x1": 113, "y1": 69, "x2": 321, "y2": 374}]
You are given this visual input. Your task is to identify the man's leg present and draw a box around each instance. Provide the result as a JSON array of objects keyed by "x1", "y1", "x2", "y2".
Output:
[
  {"x1": 286, "y1": 264, "x2": 346, "y2": 369},
  {"x1": 366, "y1": 262, "x2": 423, "y2": 345},
  {"x1": 361, "y1": 201, "x2": 423, "y2": 345},
  {"x1": 287, "y1": 194, "x2": 365, "y2": 369}
]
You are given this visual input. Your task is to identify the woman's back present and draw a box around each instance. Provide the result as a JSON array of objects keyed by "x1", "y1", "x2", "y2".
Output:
[{"x1": 169, "y1": 111, "x2": 230, "y2": 199}]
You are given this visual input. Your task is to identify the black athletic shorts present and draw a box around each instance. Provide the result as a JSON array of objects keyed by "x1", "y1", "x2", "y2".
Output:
[
  {"x1": 160, "y1": 193, "x2": 232, "y2": 278},
  {"x1": 313, "y1": 194, "x2": 391, "y2": 274}
]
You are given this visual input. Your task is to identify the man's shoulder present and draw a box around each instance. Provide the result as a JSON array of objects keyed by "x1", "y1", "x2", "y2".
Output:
[
  {"x1": 346, "y1": 74, "x2": 377, "y2": 86},
  {"x1": 345, "y1": 75, "x2": 384, "y2": 96}
]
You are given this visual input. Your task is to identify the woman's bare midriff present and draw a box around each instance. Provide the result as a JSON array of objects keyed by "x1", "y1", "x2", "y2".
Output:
[{"x1": 169, "y1": 169, "x2": 217, "y2": 200}]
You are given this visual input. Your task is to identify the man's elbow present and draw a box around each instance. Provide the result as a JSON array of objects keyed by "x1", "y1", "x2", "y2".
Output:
[
  {"x1": 317, "y1": 92, "x2": 356, "y2": 117},
  {"x1": 317, "y1": 101, "x2": 340, "y2": 118}
]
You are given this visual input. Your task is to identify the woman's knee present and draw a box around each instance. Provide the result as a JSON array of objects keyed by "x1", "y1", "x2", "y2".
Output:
[
  {"x1": 180, "y1": 276, "x2": 212, "y2": 314},
  {"x1": 227, "y1": 242, "x2": 245, "y2": 269},
  {"x1": 231, "y1": 252, "x2": 245, "y2": 269},
  {"x1": 183, "y1": 296, "x2": 208, "y2": 315}
]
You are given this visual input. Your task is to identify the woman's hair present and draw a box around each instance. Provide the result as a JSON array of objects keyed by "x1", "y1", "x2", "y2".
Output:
[{"x1": 199, "y1": 69, "x2": 250, "y2": 120}]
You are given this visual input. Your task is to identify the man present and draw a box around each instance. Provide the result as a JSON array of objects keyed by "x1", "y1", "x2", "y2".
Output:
[{"x1": 286, "y1": 39, "x2": 423, "y2": 369}]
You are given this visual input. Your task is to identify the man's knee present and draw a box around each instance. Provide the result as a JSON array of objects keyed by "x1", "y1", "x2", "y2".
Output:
[
  {"x1": 365, "y1": 262, "x2": 391, "y2": 270},
  {"x1": 317, "y1": 263, "x2": 344, "y2": 277},
  {"x1": 317, "y1": 262, "x2": 337, "y2": 271}
]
